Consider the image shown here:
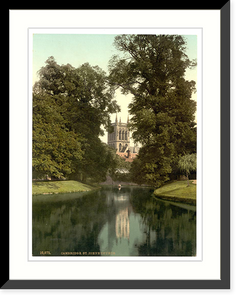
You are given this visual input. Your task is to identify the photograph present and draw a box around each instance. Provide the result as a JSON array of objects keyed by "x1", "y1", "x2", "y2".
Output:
[{"x1": 31, "y1": 32, "x2": 198, "y2": 258}]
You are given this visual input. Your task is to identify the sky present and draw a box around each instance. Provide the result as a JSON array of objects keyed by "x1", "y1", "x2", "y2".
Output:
[{"x1": 32, "y1": 34, "x2": 197, "y2": 144}]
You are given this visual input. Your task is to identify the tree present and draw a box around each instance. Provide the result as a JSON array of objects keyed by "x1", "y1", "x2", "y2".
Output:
[
  {"x1": 178, "y1": 153, "x2": 196, "y2": 186},
  {"x1": 32, "y1": 94, "x2": 84, "y2": 179},
  {"x1": 34, "y1": 57, "x2": 119, "y2": 136},
  {"x1": 109, "y1": 35, "x2": 197, "y2": 186},
  {"x1": 33, "y1": 57, "x2": 120, "y2": 181}
]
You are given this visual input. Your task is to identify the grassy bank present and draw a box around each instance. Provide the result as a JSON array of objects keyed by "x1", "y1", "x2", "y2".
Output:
[
  {"x1": 32, "y1": 180, "x2": 99, "y2": 195},
  {"x1": 154, "y1": 180, "x2": 196, "y2": 205}
]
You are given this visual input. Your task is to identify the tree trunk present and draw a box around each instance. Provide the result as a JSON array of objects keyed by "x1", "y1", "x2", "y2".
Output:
[{"x1": 186, "y1": 173, "x2": 190, "y2": 187}]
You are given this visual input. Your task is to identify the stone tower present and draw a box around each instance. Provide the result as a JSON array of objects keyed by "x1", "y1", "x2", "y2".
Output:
[{"x1": 107, "y1": 115, "x2": 130, "y2": 153}]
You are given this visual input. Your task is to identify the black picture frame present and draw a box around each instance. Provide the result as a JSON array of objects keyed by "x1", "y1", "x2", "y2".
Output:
[{"x1": 5, "y1": 3, "x2": 230, "y2": 289}]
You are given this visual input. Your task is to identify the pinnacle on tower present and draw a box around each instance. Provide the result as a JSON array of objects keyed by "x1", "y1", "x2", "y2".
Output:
[
  {"x1": 127, "y1": 115, "x2": 129, "y2": 123},
  {"x1": 115, "y1": 113, "x2": 118, "y2": 124},
  {"x1": 119, "y1": 116, "x2": 121, "y2": 123}
]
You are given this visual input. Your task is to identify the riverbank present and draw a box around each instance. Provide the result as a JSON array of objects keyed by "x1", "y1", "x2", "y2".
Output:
[
  {"x1": 32, "y1": 180, "x2": 100, "y2": 195},
  {"x1": 153, "y1": 180, "x2": 196, "y2": 205}
]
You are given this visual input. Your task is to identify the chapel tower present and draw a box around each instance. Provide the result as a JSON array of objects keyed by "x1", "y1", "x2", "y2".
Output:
[{"x1": 107, "y1": 115, "x2": 130, "y2": 153}]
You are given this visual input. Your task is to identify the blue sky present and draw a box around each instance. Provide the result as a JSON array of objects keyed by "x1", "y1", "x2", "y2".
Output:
[
  {"x1": 33, "y1": 34, "x2": 197, "y2": 144},
  {"x1": 33, "y1": 34, "x2": 118, "y2": 82},
  {"x1": 33, "y1": 34, "x2": 197, "y2": 82}
]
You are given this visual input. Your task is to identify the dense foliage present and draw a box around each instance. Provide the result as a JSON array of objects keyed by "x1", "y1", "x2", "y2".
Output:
[
  {"x1": 178, "y1": 153, "x2": 197, "y2": 186},
  {"x1": 33, "y1": 57, "x2": 120, "y2": 181},
  {"x1": 109, "y1": 35, "x2": 197, "y2": 186}
]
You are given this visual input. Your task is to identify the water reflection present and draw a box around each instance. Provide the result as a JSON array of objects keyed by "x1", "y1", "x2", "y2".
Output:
[
  {"x1": 116, "y1": 208, "x2": 129, "y2": 239},
  {"x1": 32, "y1": 187, "x2": 196, "y2": 257}
]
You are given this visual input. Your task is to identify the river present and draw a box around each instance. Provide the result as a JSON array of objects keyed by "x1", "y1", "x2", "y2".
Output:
[{"x1": 32, "y1": 186, "x2": 196, "y2": 257}]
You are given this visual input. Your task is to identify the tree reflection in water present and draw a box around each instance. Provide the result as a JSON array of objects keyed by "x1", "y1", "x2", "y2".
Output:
[{"x1": 32, "y1": 187, "x2": 196, "y2": 256}]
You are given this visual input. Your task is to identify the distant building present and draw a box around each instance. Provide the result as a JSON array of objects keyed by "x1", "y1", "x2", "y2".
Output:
[{"x1": 107, "y1": 115, "x2": 139, "y2": 162}]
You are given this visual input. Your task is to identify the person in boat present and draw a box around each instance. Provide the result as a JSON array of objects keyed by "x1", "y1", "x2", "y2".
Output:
[{"x1": 118, "y1": 184, "x2": 121, "y2": 190}]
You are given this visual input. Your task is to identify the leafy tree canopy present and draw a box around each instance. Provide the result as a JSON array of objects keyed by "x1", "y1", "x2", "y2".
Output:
[
  {"x1": 33, "y1": 57, "x2": 120, "y2": 180},
  {"x1": 109, "y1": 35, "x2": 197, "y2": 186},
  {"x1": 32, "y1": 93, "x2": 84, "y2": 179},
  {"x1": 178, "y1": 153, "x2": 196, "y2": 186}
]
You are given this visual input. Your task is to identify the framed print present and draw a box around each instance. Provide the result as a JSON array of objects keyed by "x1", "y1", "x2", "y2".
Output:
[{"x1": 6, "y1": 4, "x2": 230, "y2": 289}]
